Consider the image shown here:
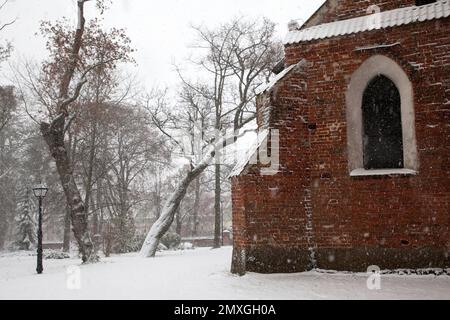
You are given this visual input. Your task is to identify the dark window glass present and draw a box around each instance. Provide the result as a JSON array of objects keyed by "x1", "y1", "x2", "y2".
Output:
[
  {"x1": 415, "y1": 0, "x2": 437, "y2": 6},
  {"x1": 362, "y1": 75, "x2": 404, "y2": 169}
]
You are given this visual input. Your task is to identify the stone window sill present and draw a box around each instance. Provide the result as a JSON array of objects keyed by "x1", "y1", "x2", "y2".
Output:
[{"x1": 350, "y1": 168, "x2": 418, "y2": 177}]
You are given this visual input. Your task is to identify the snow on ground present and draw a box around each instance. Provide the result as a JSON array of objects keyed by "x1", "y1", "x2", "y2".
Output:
[{"x1": 0, "y1": 247, "x2": 449, "y2": 300}]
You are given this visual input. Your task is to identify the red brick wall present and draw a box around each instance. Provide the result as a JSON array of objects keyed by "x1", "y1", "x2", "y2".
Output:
[
  {"x1": 231, "y1": 17, "x2": 450, "y2": 273},
  {"x1": 305, "y1": 0, "x2": 417, "y2": 27},
  {"x1": 332, "y1": 0, "x2": 416, "y2": 21}
]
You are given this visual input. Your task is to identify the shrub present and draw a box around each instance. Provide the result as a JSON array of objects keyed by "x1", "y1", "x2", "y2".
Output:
[
  {"x1": 44, "y1": 250, "x2": 70, "y2": 260},
  {"x1": 160, "y1": 232, "x2": 181, "y2": 249}
]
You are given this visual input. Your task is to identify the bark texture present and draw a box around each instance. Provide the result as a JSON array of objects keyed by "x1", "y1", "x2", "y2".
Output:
[{"x1": 40, "y1": 116, "x2": 96, "y2": 263}]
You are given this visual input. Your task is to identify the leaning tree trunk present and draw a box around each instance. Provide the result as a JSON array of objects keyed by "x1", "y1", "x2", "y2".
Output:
[
  {"x1": 140, "y1": 130, "x2": 245, "y2": 258},
  {"x1": 139, "y1": 125, "x2": 255, "y2": 258},
  {"x1": 140, "y1": 152, "x2": 213, "y2": 257},
  {"x1": 41, "y1": 115, "x2": 96, "y2": 263}
]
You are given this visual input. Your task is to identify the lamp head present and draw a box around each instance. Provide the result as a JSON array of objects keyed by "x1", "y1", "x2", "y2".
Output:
[{"x1": 32, "y1": 184, "x2": 48, "y2": 199}]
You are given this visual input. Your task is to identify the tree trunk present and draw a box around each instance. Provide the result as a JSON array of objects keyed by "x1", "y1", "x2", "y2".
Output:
[
  {"x1": 40, "y1": 116, "x2": 96, "y2": 263},
  {"x1": 63, "y1": 204, "x2": 71, "y2": 252},
  {"x1": 175, "y1": 206, "x2": 182, "y2": 236},
  {"x1": 140, "y1": 132, "x2": 237, "y2": 258},
  {"x1": 0, "y1": 134, "x2": 10, "y2": 250},
  {"x1": 0, "y1": 221, "x2": 7, "y2": 250},
  {"x1": 213, "y1": 163, "x2": 221, "y2": 248},
  {"x1": 154, "y1": 172, "x2": 162, "y2": 219},
  {"x1": 96, "y1": 179, "x2": 104, "y2": 236},
  {"x1": 85, "y1": 121, "x2": 99, "y2": 250},
  {"x1": 192, "y1": 176, "x2": 200, "y2": 237},
  {"x1": 92, "y1": 209, "x2": 99, "y2": 237},
  {"x1": 140, "y1": 151, "x2": 213, "y2": 257},
  {"x1": 84, "y1": 120, "x2": 97, "y2": 219}
]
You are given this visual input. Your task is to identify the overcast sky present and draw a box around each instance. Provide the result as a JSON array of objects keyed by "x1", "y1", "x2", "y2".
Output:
[{"x1": 1, "y1": 0, "x2": 325, "y2": 88}]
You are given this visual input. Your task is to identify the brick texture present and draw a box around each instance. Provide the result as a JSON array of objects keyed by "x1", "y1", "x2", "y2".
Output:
[
  {"x1": 231, "y1": 1, "x2": 450, "y2": 274},
  {"x1": 304, "y1": 0, "x2": 418, "y2": 27}
]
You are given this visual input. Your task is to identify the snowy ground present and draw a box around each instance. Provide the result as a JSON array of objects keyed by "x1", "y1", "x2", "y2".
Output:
[{"x1": 0, "y1": 247, "x2": 449, "y2": 300}]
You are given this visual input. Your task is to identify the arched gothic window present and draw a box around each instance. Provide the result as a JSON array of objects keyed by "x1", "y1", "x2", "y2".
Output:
[
  {"x1": 362, "y1": 75, "x2": 404, "y2": 169},
  {"x1": 346, "y1": 55, "x2": 418, "y2": 176}
]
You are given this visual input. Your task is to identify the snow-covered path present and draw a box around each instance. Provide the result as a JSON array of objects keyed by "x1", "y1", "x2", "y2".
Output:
[{"x1": 0, "y1": 247, "x2": 449, "y2": 300}]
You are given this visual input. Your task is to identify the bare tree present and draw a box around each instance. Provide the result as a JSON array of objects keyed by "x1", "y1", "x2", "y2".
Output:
[
  {"x1": 140, "y1": 17, "x2": 281, "y2": 257},
  {"x1": 178, "y1": 17, "x2": 282, "y2": 248},
  {"x1": 100, "y1": 104, "x2": 168, "y2": 253},
  {"x1": 0, "y1": 0, "x2": 15, "y2": 64},
  {"x1": 0, "y1": 86, "x2": 18, "y2": 249},
  {"x1": 0, "y1": 86, "x2": 16, "y2": 134},
  {"x1": 62, "y1": 69, "x2": 138, "y2": 252},
  {"x1": 0, "y1": 0, "x2": 16, "y2": 133},
  {"x1": 14, "y1": 0, "x2": 133, "y2": 263},
  {"x1": 178, "y1": 84, "x2": 214, "y2": 236}
]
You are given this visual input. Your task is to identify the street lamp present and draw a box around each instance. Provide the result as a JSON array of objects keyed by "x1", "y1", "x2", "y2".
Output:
[{"x1": 32, "y1": 183, "x2": 48, "y2": 274}]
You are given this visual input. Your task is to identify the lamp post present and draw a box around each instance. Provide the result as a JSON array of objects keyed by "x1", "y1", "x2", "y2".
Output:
[{"x1": 32, "y1": 183, "x2": 48, "y2": 274}]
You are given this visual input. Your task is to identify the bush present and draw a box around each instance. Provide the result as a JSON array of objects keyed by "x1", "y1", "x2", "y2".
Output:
[
  {"x1": 160, "y1": 232, "x2": 181, "y2": 249},
  {"x1": 102, "y1": 216, "x2": 138, "y2": 255},
  {"x1": 127, "y1": 233, "x2": 146, "y2": 253},
  {"x1": 44, "y1": 250, "x2": 70, "y2": 260},
  {"x1": 111, "y1": 215, "x2": 136, "y2": 254}
]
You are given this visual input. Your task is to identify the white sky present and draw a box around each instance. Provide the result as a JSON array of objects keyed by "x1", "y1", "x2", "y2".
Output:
[{"x1": 0, "y1": 0, "x2": 325, "y2": 88}]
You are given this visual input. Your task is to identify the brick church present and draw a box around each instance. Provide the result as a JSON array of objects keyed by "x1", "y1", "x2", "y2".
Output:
[{"x1": 231, "y1": 0, "x2": 450, "y2": 274}]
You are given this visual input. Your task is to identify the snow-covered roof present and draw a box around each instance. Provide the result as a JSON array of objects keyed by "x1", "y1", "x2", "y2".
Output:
[
  {"x1": 284, "y1": 0, "x2": 450, "y2": 45},
  {"x1": 256, "y1": 59, "x2": 309, "y2": 95},
  {"x1": 255, "y1": 64, "x2": 297, "y2": 95},
  {"x1": 229, "y1": 129, "x2": 269, "y2": 178}
]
